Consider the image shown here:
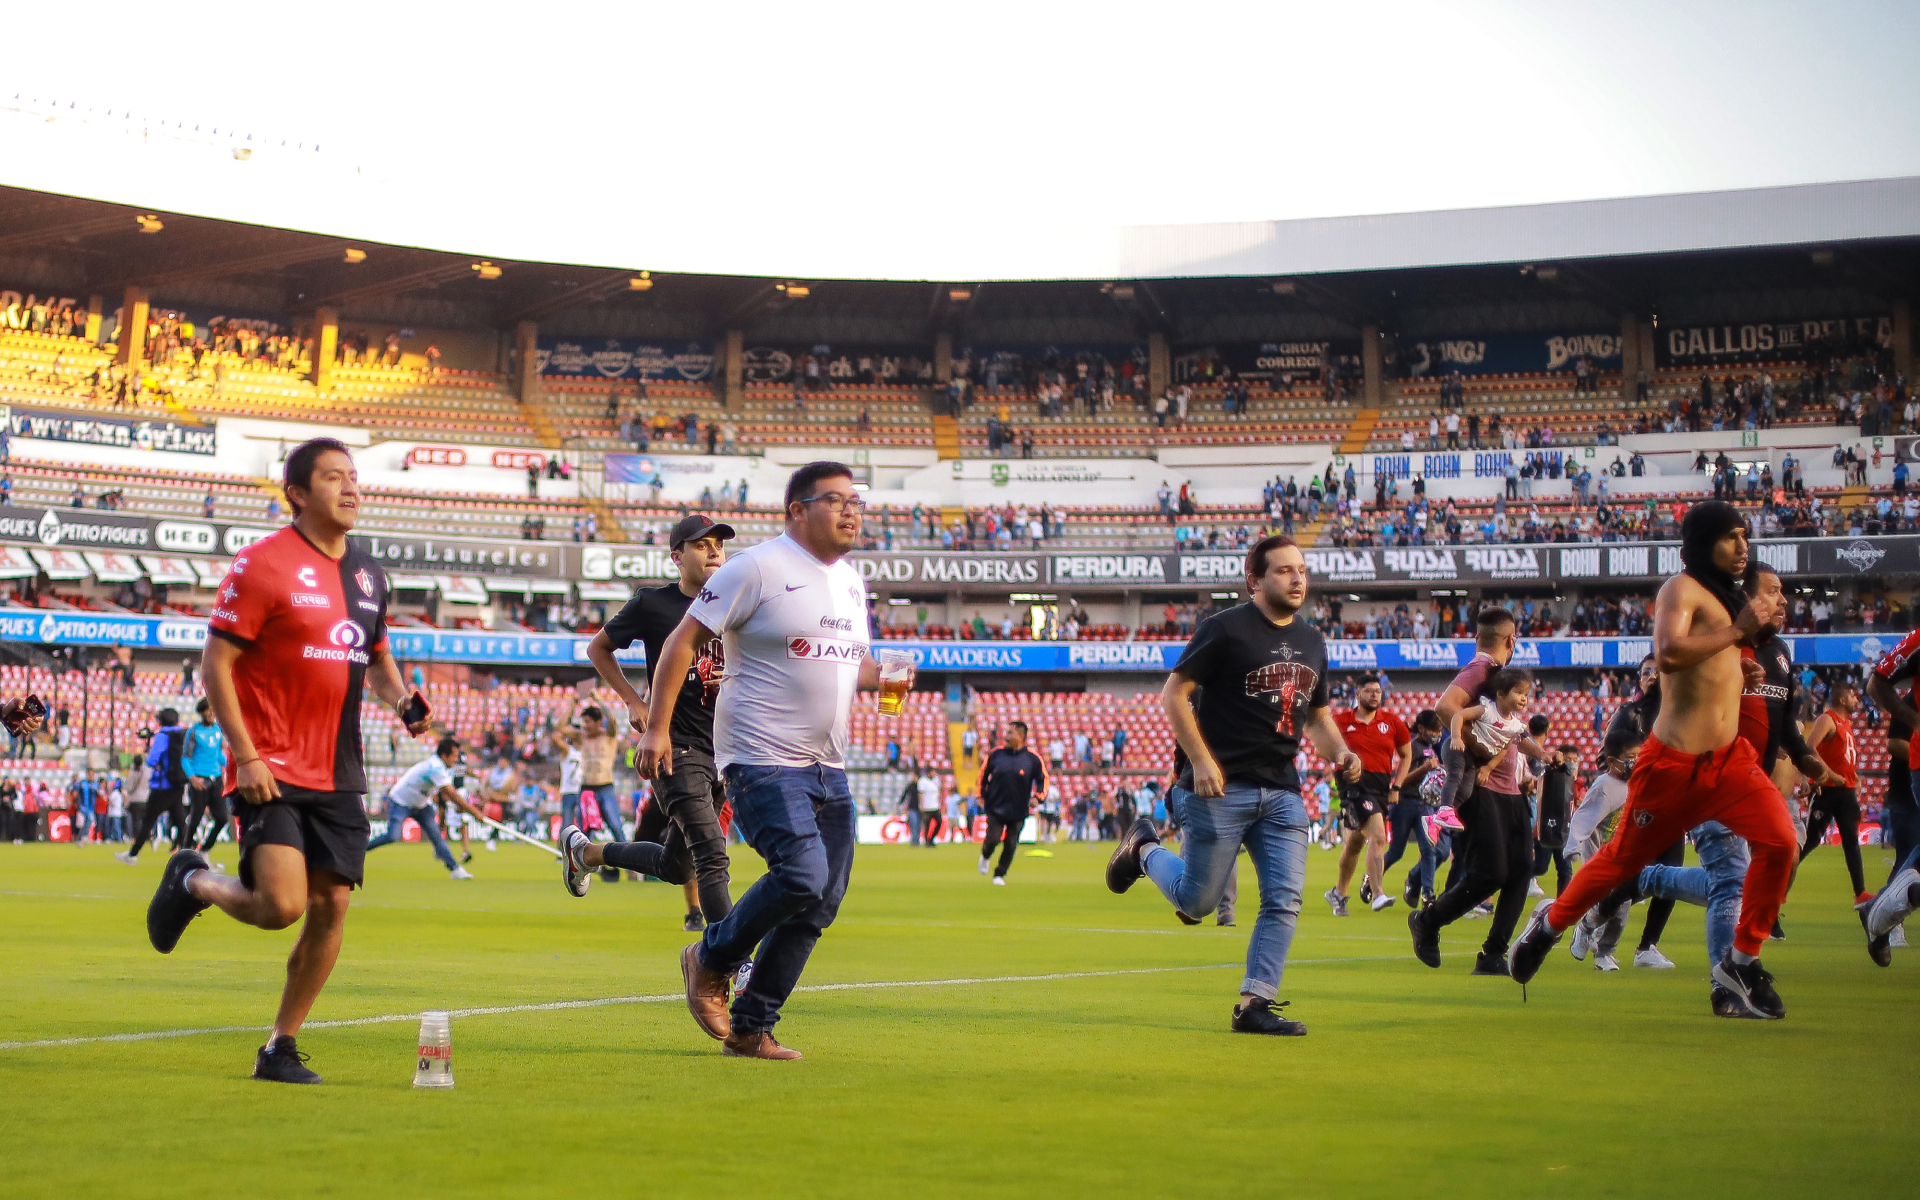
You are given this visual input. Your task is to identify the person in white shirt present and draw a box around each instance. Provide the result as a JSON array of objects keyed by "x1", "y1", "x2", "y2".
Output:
[
  {"x1": 915, "y1": 770, "x2": 944, "y2": 846},
  {"x1": 365, "y1": 737, "x2": 487, "y2": 879},
  {"x1": 639, "y1": 460, "x2": 908, "y2": 1060}
]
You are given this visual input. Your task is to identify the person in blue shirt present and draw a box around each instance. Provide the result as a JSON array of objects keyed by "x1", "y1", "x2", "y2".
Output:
[
  {"x1": 183, "y1": 699, "x2": 230, "y2": 853},
  {"x1": 119, "y1": 710, "x2": 189, "y2": 865}
]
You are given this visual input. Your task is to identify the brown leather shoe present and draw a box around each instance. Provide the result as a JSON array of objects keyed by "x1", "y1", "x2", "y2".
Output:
[
  {"x1": 681, "y1": 943, "x2": 731, "y2": 1040},
  {"x1": 722, "y1": 1031, "x2": 802, "y2": 1060}
]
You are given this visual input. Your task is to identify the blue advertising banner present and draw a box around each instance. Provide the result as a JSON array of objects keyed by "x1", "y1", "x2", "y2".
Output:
[
  {"x1": 1397, "y1": 330, "x2": 1622, "y2": 378},
  {"x1": 9, "y1": 406, "x2": 218, "y2": 456},
  {"x1": 536, "y1": 338, "x2": 716, "y2": 382}
]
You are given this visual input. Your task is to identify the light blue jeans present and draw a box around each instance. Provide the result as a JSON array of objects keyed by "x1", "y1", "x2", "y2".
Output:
[
  {"x1": 366, "y1": 798, "x2": 459, "y2": 871},
  {"x1": 1635, "y1": 820, "x2": 1751, "y2": 968},
  {"x1": 1147, "y1": 784, "x2": 1308, "y2": 1000}
]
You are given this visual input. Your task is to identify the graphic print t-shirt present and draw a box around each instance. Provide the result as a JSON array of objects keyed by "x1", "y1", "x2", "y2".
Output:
[
  {"x1": 208, "y1": 526, "x2": 389, "y2": 794},
  {"x1": 1171, "y1": 602, "x2": 1328, "y2": 790},
  {"x1": 686, "y1": 533, "x2": 870, "y2": 771},
  {"x1": 601, "y1": 582, "x2": 724, "y2": 756}
]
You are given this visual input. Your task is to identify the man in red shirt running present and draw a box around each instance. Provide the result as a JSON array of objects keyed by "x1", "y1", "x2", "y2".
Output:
[
  {"x1": 1799, "y1": 680, "x2": 1870, "y2": 909},
  {"x1": 143, "y1": 438, "x2": 432, "y2": 1084},
  {"x1": 1323, "y1": 675, "x2": 1410, "y2": 915}
]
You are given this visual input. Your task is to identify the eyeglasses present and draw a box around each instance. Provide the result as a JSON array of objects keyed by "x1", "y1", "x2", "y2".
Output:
[{"x1": 799, "y1": 493, "x2": 868, "y2": 513}]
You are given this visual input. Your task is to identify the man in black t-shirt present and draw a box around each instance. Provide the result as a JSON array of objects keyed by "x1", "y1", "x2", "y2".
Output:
[
  {"x1": 977, "y1": 721, "x2": 1046, "y2": 883},
  {"x1": 561, "y1": 514, "x2": 735, "y2": 930},
  {"x1": 1105, "y1": 534, "x2": 1361, "y2": 1037}
]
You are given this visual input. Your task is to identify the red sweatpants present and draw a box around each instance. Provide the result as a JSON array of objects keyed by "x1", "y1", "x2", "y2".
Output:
[{"x1": 1549, "y1": 733, "x2": 1795, "y2": 957}]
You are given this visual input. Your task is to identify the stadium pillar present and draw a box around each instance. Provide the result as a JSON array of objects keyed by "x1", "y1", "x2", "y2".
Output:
[
  {"x1": 84, "y1": 294, "x2": 103, "y2": 344},
  {"x1": 934, "y1": 333, "x2": 952, "y2": 383},
  {"x1": 310, "y1": 307, "x2": 339, "y2": 389},
  {"x1": 512, "y1": 320, "x2": 541, "y2": 404},
  {"x1": 114, "y1": 286, "x2": 148, "y2": 366},
  {"x1": 1123, "y1": 591, "x2": 1142, "y2": 636},
  {"x1": 1149, "y1": 333, "x2": 1170, "y2": 403},
  {"x1": 1360, "y1": 324, "x2": 1383, "y2": 408},
  {"x1": 1896, "y1": 299, "x2": 1913, "y2": 384},
  {"x1": 721, "y1": 329, "x2": 743, "y2": 408},
  {"x1": 1618, "y1": 314, "x2": 1642, "y2": 398}
]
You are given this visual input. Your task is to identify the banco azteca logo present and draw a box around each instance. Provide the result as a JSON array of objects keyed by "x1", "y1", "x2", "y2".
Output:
[{"x1": 329, "y1": 619, "x2": 367, "y2": 648}]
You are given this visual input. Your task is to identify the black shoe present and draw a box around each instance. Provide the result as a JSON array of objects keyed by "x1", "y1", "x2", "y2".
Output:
[
  {"x1": 1360, "y1": 879, "x2": 1376, "y2": 906},
  {"x1": 599, "y1": 867, "x2": 620, "y2": 882},
  {"x1": 1105, "y1": 818, "x2": 1159, "y2": 894},
  {"x1": 1861, "y1": 907, "x2": 1893, "y2": 968},
  {"x1": 1408, "y1": 910, "x2": 1441, "y2": 968},
  {"x1": 1710, "y1": 955, "x2": 1785, "y2": 1020},
  {"x1": 1216, "y1": 910, "x2": 1236, "y2": 927},
  {"x1": 1231, "y1": 997, "x2": 1306, "y2": 1036},
  {"x1": 252, "y1": 1035, "x2": 322, "y2": 1084},
  {"x1": 1711, "y1": 984, "x2": 1765, "y2": 1019},
  {"x1": 146, "y1": 848, "x2": 210, "y2": 954},
  {"x1": 461, "y1": 851, "x2": 473, "y2": 864},
  {"x1": 1508, "y1": 900, "x2": 1563, "y2": 986},
  {"x1": 1769, "y1": 917, "x2": 1785, "y2": 940},
  {"x1": 683, "y1": 910, "x2": 706, "y2": 933},
  {"x1": 1470, "y1": 951, "x2": 1510, "y2": 977},
  {"x1": 1402, "y1": 872, "x2": 1421, "y2": 908}
]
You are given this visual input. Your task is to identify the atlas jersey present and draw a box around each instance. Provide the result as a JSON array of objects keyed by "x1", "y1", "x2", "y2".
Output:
[
  {"x1": 1873, "y1": 628, "x2": 1920, "y2": 771},
  {"x1": 208, "y1": 526, "x2": 390, "y2": 794},
  {"x1": 1334, "y1": 708, "x2": 1410, "y2": 775},
  {"x1": 1815, "y1": 709, "x2": 1858, "y2": 788}
]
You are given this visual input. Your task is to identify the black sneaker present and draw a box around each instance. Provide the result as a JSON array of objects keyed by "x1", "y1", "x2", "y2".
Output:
[
  {"x1": 598, "y1": 867, "x2": 621, "y2": 883},
  {"x1": 1104, "y1": 818, "x2": 1159, "y2": 894},
  {"x1": 1769, "y1": 917, "x2": 1785, "y2": 940},
  {"x1": 1408, "y1": 909, "x2": 1441, "y2": 968},
  {"x1": 1710, "y1": 955, "x2": 1785, "y2": 1020},
  {"x1": 1508, "y1": 899, "x2": 1563, "y2": 986},
  {"x1": 1861, "y1": 907, "x2": 1892, "y2": 968},
  {"x1": 683, "y1": 910, "x2": 706, "y2": 933},
  {"x1": 252, "y1": 1036, "x2": 322, "y2": 1084},
  {"x1": 461, "y1": 851, "x2": 473, "y2": 864},
  {"x1": 1230, "y1": 997, "x2": 1306, "y2": 1036},
  {"x1": 1470, "y1": 951, "x2": 1510, "y2": 977},
  {"x1": 1711, "y1": 984, "x2": 1764, "y2": 1019},
  {"x1": 146, "y1": 848, "x2": 210, "y2": 954},
  {"x1": 1402, "y1": 872, "x2": 1421, "y2": 908}
]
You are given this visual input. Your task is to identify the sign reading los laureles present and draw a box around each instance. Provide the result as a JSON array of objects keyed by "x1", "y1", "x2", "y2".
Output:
[{"x1": 355, "y1": 535, "x2": 563, "y2": 578}]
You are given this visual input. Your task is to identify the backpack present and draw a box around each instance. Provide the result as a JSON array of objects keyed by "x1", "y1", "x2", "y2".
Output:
[
  {"x1": 162, "y1": 728, "x2": 189, "y2": 790},
  {"x1": 1537, "y1": 764, "x2": 1573, "y2": 850}
]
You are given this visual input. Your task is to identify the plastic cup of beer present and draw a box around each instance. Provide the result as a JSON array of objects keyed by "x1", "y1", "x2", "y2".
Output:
[{"x1": 876, "y1": 650, "x2": 914, "y2": 716}]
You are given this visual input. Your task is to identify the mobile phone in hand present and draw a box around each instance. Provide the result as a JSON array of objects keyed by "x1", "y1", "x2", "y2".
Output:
[
  {"x1": 4, "y1": 693, "x2": 46, "y2": 737},
  {"x1": 400, "y1": 690, "x2": 431, "y2": 727}
]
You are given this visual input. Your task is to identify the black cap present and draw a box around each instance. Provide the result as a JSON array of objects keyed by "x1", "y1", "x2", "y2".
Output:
[{"x1": 669, "y1": 513, "x2": 737, "y2": 550}]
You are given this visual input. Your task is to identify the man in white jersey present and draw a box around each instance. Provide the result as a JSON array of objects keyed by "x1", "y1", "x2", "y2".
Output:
[
  {"x1": 365, "y1": 737, "x2": 485, "y2": 879},
  {"x1": 639, "y1": 460, "x2": 906, "y2": 1060}
]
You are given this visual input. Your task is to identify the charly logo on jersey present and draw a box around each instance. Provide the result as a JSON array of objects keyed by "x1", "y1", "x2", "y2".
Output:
[
  {"x1": 1834, "y1": 540, "x2": 1888, "y2": 572},
  {"x1": 787, "y1": 636, "x2": 864, "y2": 663},
  {"x1": 297, "y1": 565, "x2": 319, "y2": 587}
]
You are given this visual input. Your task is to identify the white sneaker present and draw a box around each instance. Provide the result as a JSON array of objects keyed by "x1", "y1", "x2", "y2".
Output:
[
  {"x1": 486, "y1": 841, "x2": 498, "y2": 852},
  {"x1": 1570, "y1": 919, "x2": 1594, "y2": 961},
  {"x1": 1527, "y1": 879, "x2": 1545, "y2": 897},
  {"x1": 450, "y1": 866, "x2": 475, "y2": 880},
  {"x1": 732, "y1": 959, "x2": 754, "y2": 992},
  {"x1": 1593, "y1": 953, "x2": 1620, "y2": 972},
  {"x1": 991, "y1": 876, "x2": 1006, "y2": 886},
  {"x1": 978, "y1": 857, "x2": 990, "y2": 875},
  {"x1": 1369, "y1": 893, "x2": 1396, "y2": 912},
  {"x1": 1633, "y1": 945, "x2": 1676, "y2": 969},
  {"x1": 1891, "y1": 924, "x2": 1909, "y2": 948},
  {"x1": 114, "y1": 852, "x2": 137, "y2": 865}
]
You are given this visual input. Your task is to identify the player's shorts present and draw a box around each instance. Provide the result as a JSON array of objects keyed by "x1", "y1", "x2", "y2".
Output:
[
  {"x1": 233, "y1": 785, "x2": 371, "y2": 890},
  {"x1": 1340, "y1": 770, "x2": 1392, "y2": 831}
]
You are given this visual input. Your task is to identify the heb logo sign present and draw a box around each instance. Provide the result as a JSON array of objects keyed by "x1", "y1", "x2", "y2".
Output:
[
  {"x1": 408, "y1": 446, "x2": 468, "y2": 467},
  {"x1": 492, "y1": 450, "x2": 547, "y2": 471},
  {"x1": 786, "y1": 636, "x2": 864, "y2": 663},
  {"x1": 1067, "y1": 643, "x2": 1168, "y2": 668}
]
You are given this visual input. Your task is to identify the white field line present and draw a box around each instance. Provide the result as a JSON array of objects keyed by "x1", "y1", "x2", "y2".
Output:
[{"x1": 0, "y1": 956, "x2": 1409, "y2": 1052}]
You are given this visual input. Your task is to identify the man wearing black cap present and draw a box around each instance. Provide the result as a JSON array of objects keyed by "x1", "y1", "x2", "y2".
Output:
[
  {"x1": 1511, "y1": 501, "x2": 1799, "y2": 1019},
  {"x1": 561, "y1": 514, "x2": 736, "y2": 933}
]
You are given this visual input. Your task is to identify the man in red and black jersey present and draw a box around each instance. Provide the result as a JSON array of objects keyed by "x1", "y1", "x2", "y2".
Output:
[
  {"x1": 1864, "y1": 625, "x2": 1920, "y2": 957},
  {"x1": 143, "y1": 438, "x2": 432, "y2": 1085},
  {"x1": 1327, "y1": 675, "x2": 1410, "y2": 915}
]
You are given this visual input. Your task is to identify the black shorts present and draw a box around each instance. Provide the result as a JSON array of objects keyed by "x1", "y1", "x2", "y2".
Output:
[
  {"x1": 233, "y1": 786, "x2": 371, "y2": 890},
  {"x1": 1340, "y1": 771, "x2": 1392, "y2": 831}
]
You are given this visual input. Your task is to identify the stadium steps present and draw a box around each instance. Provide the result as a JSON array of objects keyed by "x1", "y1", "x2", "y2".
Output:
[
  {"x1": 1837, "y1": 482, "x2": 1871, "y2": 511},
  {"x1": 581, "y1": 495, "x2": 629, "y2": 543},
  {"x1": 948, "y1": 721, "x2": 976, "y2": 781},
  {"x1": 1337, "y1": 408, "x2": 1380, "y2": 455},
  {"x1": 932, "y1": 415, "x2": 961, "y2": 460},
  {"x1": 1295, "y1": 516, "x2": 1330, "y2": 546}
]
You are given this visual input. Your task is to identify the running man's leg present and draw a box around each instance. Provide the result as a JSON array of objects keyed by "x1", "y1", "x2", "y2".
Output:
[
  {"x1": 1236, "y1": 789, "x2": 1309, "y2": 1001},
  {"x1": 1481, "y1": 792, "x2": 1535, "y2": 957},
  {"x1": 197, "y1": 794, "x2": 232, "y2": 854},
  {"x1": 1819, "y1": 789, "x2": 1867, "y2": 897},
  {"x1": 1636, "y1": 840, "x2": 1686, "y2": 951},
  {"x1": 991, "y1": 815, "x2": 1020, "y2": 877},
  {"x1": 1421, "y1": 789, "x2": 1510, "y2": 928},
  {"x1": 1546, "y1": 741, "x2": 1716, "y2": 934},
  {"x1": 1700, "y1": 753, "x2": 1799, "y2": 958},
  {"x1": 412, "y1": 805, "x2": 460, "y2": 871},
  {"x1": 1799, "y1": 798, "x2": 1835, "y2": 863},
  {"x1": 1382, "y1": 799, "x2": 1415, "y2": 874},
  {"x1": 1363, "y1": 810, "x2": 1389, "y2": 898},
  {"x1": 1142, "y1": 785, "x2": 1253, "y2": 919},
  {"x1": 365, "y1": 797, "x2": 410, "y2": 851}
]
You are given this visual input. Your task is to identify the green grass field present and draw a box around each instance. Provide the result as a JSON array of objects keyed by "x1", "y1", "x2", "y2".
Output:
[{"x1": 2, "y1": 838, "x2": 1915, "y2": 1199}]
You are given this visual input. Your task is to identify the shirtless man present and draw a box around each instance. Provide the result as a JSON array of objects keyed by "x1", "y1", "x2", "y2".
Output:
[{"x1": 1509, "y1": 502, "x2": 1800, "y2": 1019}]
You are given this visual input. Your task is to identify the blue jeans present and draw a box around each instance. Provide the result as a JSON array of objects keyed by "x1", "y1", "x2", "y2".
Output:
[
  {"x1": 1147, "y1": 784, "x2": 1307, "y2": 1001},
  {"x1": 366, "y1": 798, "x2": 459, "y2": 871},
  {"x1": 1381, "y1": 798, "x2": 1436, "y2": 898},
  {"x1": 701, "y1": 764, "x2": 856, "y2": 1036},
  {"x1": 1635, "y1": 820, "x2": 1750, "y2": 967},
  {"x1": 582, "y1": 783, "x2": 623, "y2": 840}
]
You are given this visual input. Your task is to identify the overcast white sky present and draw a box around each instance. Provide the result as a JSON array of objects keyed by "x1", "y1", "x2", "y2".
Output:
[{"x1": 3, "y1": 0, "x2": 1916, "y2": 279}]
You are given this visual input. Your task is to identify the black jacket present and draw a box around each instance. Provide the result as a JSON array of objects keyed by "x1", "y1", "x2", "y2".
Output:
[{"x1": 979, "y1": 748, "x2": 1047, "y2": 821}]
